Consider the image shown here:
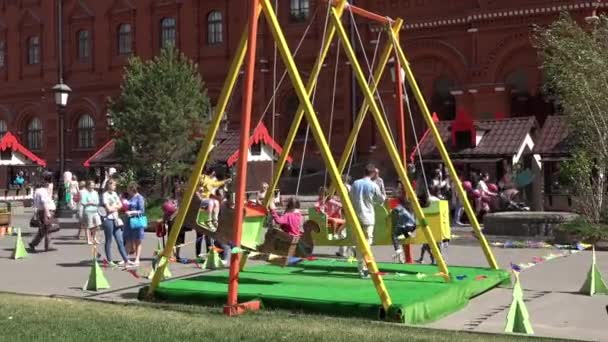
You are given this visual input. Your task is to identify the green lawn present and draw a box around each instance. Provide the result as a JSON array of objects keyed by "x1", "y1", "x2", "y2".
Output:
[{"x1": 0, "y1": 294, "x2": 564, "y2": 342}]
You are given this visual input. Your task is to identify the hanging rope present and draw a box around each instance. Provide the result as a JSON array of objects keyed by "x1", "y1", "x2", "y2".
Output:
[
  {"x1": 343, "y1": 29, "x2": 382, "y2": 181},
  {"x1": 348, "y1": 11, "x2": 396, "y2": 145},
  {"x1": 394, "y1": 49, "x2": 430, "y2": 193},
  {"x1": 295, "y1": 3, "x2": 332, "y2": 196},
  {"x1": 255, "y1": 6, "x2": 321, "y2": 129},
  {"x1": 271, "y1": 0, "x2": 278, "y2": 179},
  {"x1": 323, "y1": 41, "x2": 342, "y2": 188}
]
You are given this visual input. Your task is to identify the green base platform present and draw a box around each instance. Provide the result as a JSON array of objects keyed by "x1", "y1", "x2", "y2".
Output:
[{"x1": 149, "y1": 259, "x2": 510, "y2": 325}]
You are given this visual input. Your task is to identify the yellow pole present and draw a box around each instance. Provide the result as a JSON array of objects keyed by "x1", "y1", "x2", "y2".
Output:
[
  {"x1": 389, "y1": 30, "x2": 499, "y2": 270},
  {"x1": 330, "y1": 9, "x2": 450, "y2": 278},
  {"x1": 147, "y1": 9, "x2": 258, "y2": 296},
  {"x1": 263, "y1": 1, "x2": 347, "y2": 207},
  {"x1": 261, "y1": 0, "x2": 393, "y2": 310},
  {"x1": 327, "y1": 20, "x2": 402, "y2": 196}
]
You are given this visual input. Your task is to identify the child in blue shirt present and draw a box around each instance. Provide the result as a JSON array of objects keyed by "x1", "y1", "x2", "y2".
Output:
[{"x1": 391, "y1": 196, "x2": 416, "y2": 263}]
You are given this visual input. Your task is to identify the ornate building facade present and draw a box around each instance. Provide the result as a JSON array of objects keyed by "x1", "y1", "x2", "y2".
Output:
[{"x1": 0, "y1": 0, "x2": 600, "y2": 170}]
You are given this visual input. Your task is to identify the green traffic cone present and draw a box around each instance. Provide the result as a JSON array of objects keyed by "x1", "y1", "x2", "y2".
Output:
[
  {"x1": 83, "y1": 258, "x2": 110, "y2": 291},
  {"x1": 201, "y1": 249, "x2": 224, "y2": 270},
  {"x1": 147, "y1": 256, "x2": 172, "y2": 280},
  {"x1": 505, "y1": 273, "x2": 534, "y2": 334},
  {"x1": 580, "y1": 247, "x2": 608, "y2": 296},
  {"x1": 11, "y1": 228, "x2": 28, "y2": 260}
]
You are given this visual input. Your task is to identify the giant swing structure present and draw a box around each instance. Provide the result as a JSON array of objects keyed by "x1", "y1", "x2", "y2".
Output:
[{"x1": 146, "y1": 0, "x2": 503, "y2": 319}]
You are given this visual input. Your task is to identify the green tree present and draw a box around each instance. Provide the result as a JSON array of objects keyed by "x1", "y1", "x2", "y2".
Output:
[
  {"x1": 534, "y1": 14, "x2": 608, "y2": 244},
  {"x1": 108, "y1": 46, "x2": 211, "y2": 196}
]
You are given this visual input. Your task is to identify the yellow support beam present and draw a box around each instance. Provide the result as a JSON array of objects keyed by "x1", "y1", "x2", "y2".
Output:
[
  {"x1": 263, "y1": 1, "x2": 347, "y2": 207},
  {"x1": 328, "y1": 20, "x2": 403, "y2": 196},
  {"x1": 329, "y1": 8, "x2": 450, "y2": 278},
  {"x1": 260, "y1": 0, "x2": 393, "y2": 310},
  {"x1": 389, "y1": 30, "x2": 499, "y2": 270},
  {"x1": 147, "y1": 7, "x2": 260, "y2": 296}
]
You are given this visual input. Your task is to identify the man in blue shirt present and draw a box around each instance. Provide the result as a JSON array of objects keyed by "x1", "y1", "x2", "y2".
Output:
[{"x1": 350, "y1": 164, "x2": 386, "y2": 278}]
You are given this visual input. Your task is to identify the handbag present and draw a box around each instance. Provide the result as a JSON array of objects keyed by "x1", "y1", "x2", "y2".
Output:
[
  {"x1": 30, "y1": 214, "x2": 41, "y2": 228},
  {"x1": 129, "y1": 215, "x2": 148, "y2": 229}
]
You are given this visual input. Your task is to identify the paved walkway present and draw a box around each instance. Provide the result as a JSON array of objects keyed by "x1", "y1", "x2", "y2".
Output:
[{"x1": 0, "y1": 207, "x2": 607, "y2": 341}]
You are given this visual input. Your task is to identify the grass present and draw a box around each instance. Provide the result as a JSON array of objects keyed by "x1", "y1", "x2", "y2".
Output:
[{"x1": 0, "y1": 293, "x2": 564, "y2": 342}]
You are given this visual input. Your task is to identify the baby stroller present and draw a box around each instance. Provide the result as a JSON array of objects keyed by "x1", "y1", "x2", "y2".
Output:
[{"x1": 497, "y1": 188, "x2": 530, "y2": 212}]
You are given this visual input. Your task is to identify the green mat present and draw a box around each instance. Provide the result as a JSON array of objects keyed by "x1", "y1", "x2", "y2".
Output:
[{"x1": 152, "y1": 259, "x2": 510, "y2": 325}]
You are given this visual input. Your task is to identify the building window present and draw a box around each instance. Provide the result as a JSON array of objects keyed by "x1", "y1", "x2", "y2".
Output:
[
  {"x1": 290, "y1": 0, "x2": 310, "y2": 22},
  {"x1": 251, "y1": 143, "x2": 262, "y2": 156},
  {"x1": 160, "y1": 17, "x2": 176, "y2": 49},
  {"x1": 77, "y1": 114, "x2": 95, "y2": 149},
  {"x1": 26, "y1": 118, "x2": 42, "y2": 150},
  {"x1": 77, "y1": 30, "x2": 90, "y2": 62},
  {"x1": 0, "y1": 41, "x2": 5, "y2": 68},
  {"x1": 207, "y1": 11, "x2": 223, "y2": 45},
  {"x1": 27, "y1": 36, "x2": 40, "y2": 65},
  {"x1": 118, "y1": 23, "x2": 132, "y2": 56},
  {"x1": 0, "y1": 120, "x2": 6, "y2": 137}
]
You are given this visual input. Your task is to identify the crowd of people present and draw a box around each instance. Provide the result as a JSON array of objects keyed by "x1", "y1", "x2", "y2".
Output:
[{"x1": 27, "y1": 169, "x2": 148, "y2": 268}]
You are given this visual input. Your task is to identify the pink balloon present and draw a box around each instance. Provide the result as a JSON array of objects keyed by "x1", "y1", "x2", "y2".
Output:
[
  {"x1": 162, "y1": 200, "x2": 177, "y2": 215},
  {"x1": 488, "y1": 183, "x2": 498, "y2": 193},
  {"x1": 462, "y1": 181, "x2": 473, "y2": 191},
  {"x1": 472, "y1": 189, "x2": 481, "y2": 198},
  {"x1": 121, "y1": 199, "x2": 130, "y2": 211}
]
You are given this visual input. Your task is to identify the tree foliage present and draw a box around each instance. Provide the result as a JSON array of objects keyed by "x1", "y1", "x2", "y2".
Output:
[
  {"x1": 534, "y1": 14, "x2": 608, "y2": 242},
  {"x1": 108, "y1": 47, "x2": 210, "y2": 195}
]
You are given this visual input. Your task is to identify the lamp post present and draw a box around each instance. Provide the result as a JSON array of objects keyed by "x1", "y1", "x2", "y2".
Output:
[{"x1": 53, "y1": 82, "x2": 72, "y2": 218}]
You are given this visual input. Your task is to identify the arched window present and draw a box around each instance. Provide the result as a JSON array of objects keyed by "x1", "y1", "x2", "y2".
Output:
[
  {"x1": 77, "y1": 30, "x2": 90, "y2": 61},
  {"x1": 27, "y1": 36, "x2": 40, "y2": 65},
  {"x1": 290, "y1": 0, "x2": 310, "y2": 22},
  {"x1": 0, "y1": 120, "x2": 7, "y2": 137},
  {"x1": 0, "y1": 41, "x2": 5, "y2": 68},
  {"x1": 430, "y1": 76, "x2": 456, "y2": 120},
  {"x1": 118, "y1": 23, "x2": 132, "y2": 56},
  {"x1": 160, "y1": 17, "x2": 176, "y2": 49},
  {"x1": 77, "y1": 114, "x2": 95, "y2": 149},
  {"x1": 207, "y1": 11, "x2": 223, "y2": 45},
  {"x1": 506, "y1": 70, "x2": 530, "y2": 117},
  {"x1": 26, "y1": 118, "x2": 42, "y2": 150}
]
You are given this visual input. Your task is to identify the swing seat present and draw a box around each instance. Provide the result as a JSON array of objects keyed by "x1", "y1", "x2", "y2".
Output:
[
  {"x1": 184, "y1": 195, "x2": 266, "y2": 250},
  {"x1": 401, "y1": 200, "x2": 451, "y2": 244},
  {"x1": 257, "y1": 228, "x2": 310, "y2": 263}
]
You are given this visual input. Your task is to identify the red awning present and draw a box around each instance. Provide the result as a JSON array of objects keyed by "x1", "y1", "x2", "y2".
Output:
[
  {"x1": 83, "y1": 139, "x2": 115, "y2": 167},
  {"x1": 226, "y1": 122, "x2": 293, "y2": 167},
  {"x1": 0, "y1": 132, "x2": 46, "y2": 167}
]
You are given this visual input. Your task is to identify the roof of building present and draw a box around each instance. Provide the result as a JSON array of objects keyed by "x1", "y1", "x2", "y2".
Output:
[
  {"x1": 212, "y1": 122, "x2": 293, "y2": 167},
  {"x1": 0, "y1": 132, "x2": 46, "y2": 167},
  {"x1": 415, "y1": 116, "x2": 537, "y2": 159},
  {"x1": 83, "y1": 139, "x2": 117, "y2": 167},
  {"x1": 84, "y1": 123, "x2": 292, "y2": 168},
  {"x1": 533, "y1": 115, "x2": 571, "y2": 157}
]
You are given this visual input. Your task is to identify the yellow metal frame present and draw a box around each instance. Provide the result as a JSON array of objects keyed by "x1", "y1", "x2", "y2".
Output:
[
  {"x1": 388, "y1": 31, "x2": 498, "y2": 269},
  {"x1": 147, "y1": 6, "x2": 260, "y2": 297},
  {"x1": 328, "y1": 8, "x2": 449, "y2": 277},
  {"x1": 149, "y1": 0, "x2": 394, "y2": 311}
]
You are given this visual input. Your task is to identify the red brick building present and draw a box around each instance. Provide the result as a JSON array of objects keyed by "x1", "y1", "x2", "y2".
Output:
[{"x1": 0, "y1": 0, "x2": 600, "y2": 174}]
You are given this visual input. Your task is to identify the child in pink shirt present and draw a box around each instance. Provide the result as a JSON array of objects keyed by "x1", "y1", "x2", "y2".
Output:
[{"x1": 270, "y1": 197, "x2": 302, "y2": 237}]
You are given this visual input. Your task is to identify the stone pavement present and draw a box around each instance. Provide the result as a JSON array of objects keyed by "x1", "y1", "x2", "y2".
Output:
[{"x1": 0, "y1": 207, "x2": 607, "y2": 341}]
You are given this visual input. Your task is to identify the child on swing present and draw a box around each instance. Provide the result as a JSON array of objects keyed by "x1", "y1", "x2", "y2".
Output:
[
  {"x1": 391, "y1": 196, "x2": 416, "y2": 263},
  {"x1": 315, "y1": 187, "x2": 346, "y2": 240}
]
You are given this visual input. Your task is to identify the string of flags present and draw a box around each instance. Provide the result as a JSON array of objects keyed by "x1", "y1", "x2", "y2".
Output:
[{"x1": 510, "y1": 243, "x2": 590, "y2": 272}]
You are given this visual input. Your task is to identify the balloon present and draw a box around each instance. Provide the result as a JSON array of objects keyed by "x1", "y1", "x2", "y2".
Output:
[
  {"x1": 462, "y1": 181, "x2": 473, "y2": 191},
  {"x1": 162, "y1": 200, "x2": 177, "y2": 215},
  {"x1": 121, "y1": 199, "x2": 130, "y2": 211},
  {"x1": 472, "y1": 189, "x2": 481, "y2": 198},
  {"x1": 488, "y1": 183, "x2": 498, "y2": 192}
]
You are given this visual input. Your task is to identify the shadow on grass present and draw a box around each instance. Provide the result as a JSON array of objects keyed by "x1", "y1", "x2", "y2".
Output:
[{"x1": 181, "y1": 274, "x2": 279, "y2": 286}]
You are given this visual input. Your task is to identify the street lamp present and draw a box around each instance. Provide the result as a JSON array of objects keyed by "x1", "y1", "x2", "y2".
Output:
[{"x1": 52, "y1": 82, "x2": 72, "y2": 217}]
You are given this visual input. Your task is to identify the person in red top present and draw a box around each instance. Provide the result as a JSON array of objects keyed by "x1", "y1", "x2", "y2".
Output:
[
  {"x1": 270, "y1": 197, "x2": 302, "y2": 237},
  {"x1": 315, "y1": 187, "x2": 346, "y2": 239}
]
